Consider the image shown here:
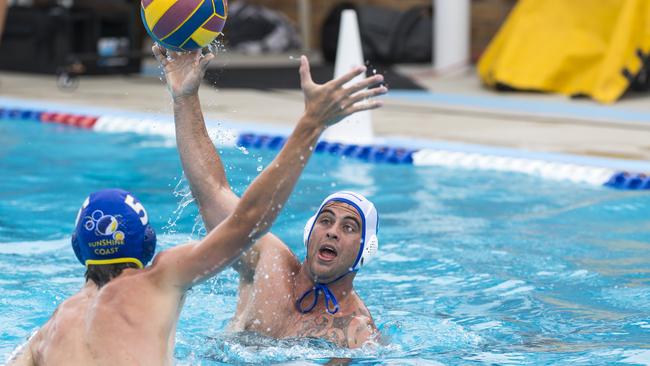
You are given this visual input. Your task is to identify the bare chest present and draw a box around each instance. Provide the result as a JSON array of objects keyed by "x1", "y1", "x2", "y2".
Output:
[
  {"x1": 239, "y1": 286, "x2": 363, "y2": 347},
  {"x1": 282, "y1": 312, "x2": 362, "y2": 348}
]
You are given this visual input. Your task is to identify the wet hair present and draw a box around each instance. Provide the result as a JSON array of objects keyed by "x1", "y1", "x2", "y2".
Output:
[{"x1": 85, "y1": 263, "x2": 138, "y2": 288}]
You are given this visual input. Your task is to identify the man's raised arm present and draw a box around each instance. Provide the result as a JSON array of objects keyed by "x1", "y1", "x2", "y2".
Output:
[
  {"x1": 153, "y1": 45, "x2": 237, "y2": 230},
  {"x1": 155, "y1": 45, "x2": 279, "y2": 281},
  {"x1": 153, "y1": 49, "x2": 386, "y2": 290}
]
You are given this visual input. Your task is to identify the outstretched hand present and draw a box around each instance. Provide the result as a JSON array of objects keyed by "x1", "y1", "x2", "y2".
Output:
[
  {"x1": 299, "y1": 55, "x2": 387, "y2": 128},
  {"x1": 152, "y1": 44, "x2": 214, "y2": 100}
]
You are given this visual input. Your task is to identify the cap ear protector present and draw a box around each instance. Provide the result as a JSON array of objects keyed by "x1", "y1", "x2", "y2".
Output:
[
  {"x1": 303, "y1": 192, "x2": 379, "y2": 271},
  {"x1": 358, "y1": 234, "x2": 378, "y2": 268},
  {"x1": 141, "y1": 224, "x2": 156, "y2": 265},
  {"x1": 71, "y1": 198, "x2": 87, "y2": 265},
  {"x1": 303, "y1": 215, "x2": 317, "y2": 247},
  {"x1": 71, "y1": 231, "x2": 83, "y2": 264}
]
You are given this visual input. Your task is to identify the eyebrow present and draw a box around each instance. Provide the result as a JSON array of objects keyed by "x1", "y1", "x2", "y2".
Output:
[
  {"x1": 319, "y1": 209, "x2": 361, "y2": 228},
  {"x1": 344, "y1": 215, "x2": 361, "y2": 229}
]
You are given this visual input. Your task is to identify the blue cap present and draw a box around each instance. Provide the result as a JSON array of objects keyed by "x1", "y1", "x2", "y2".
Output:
[{"x1": 71, "y1": 189, "x2": 156, "y2": 268}]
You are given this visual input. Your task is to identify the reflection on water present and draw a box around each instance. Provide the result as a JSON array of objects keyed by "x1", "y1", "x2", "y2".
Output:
[{"x1": 0, "y1": 120, "x2": 649, "y2": 364}]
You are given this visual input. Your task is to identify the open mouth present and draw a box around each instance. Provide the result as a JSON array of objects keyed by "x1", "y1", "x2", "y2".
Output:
[{"x1": 317, "y1": 245, "x2": 338, "y2": 261}]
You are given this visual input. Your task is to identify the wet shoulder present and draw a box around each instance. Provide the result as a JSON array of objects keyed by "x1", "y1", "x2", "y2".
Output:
[
  {"x1": 333, "y1": 298, "x2": 377, "y2": 348},
  {"x1": 345, "y1": 314, "x2": 376, "y2": 348},
  {"x1": 251, "y1": 239, "x2": 298, "y2": 300},
  {"x1": 31, "y1": 292, "x2": 91, "y2": 362},
  {"x1": 257, "y1": 237, "x2": 301, "y2": 273},
  {"x1": 354, "y1": 295, "x2": 374, "y2": 320}
]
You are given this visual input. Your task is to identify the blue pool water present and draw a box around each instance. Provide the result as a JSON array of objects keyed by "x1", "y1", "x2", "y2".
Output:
[{"x1": 1, "y1": 119, "x2": 650, "y2": 365}]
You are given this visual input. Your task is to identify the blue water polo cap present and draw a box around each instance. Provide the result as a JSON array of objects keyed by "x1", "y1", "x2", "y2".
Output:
[{"x1": 71, "y1": 189, "x2": 156, "y2": 268}]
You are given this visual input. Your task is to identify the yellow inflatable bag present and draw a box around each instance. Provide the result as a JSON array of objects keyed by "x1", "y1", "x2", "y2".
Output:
[{"x1": 478, "y1": 0, "x2": 650, "y2": 104}]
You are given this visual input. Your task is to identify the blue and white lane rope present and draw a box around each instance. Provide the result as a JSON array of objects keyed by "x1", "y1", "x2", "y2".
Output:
[
  {"x1": 1, "y1": 105, "x2": 648, "y2": 190},
  {"x1": 412, "y1": 149, "x2": 615, "y2": 186}
]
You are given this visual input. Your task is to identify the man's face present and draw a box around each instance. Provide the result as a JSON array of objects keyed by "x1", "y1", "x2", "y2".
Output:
[{"x1": 306, "y1": 201, "x2": 362, "y2": 282}]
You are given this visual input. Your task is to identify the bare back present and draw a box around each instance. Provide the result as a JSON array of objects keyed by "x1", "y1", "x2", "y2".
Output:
[{"x1": 26, "y1": 264, "x2": 184, "y2": 366}]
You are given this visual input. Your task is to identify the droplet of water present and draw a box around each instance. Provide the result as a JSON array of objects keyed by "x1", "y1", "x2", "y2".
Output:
[{"x1": 257, "y1": 165, "x2": 263, "y2": 172}]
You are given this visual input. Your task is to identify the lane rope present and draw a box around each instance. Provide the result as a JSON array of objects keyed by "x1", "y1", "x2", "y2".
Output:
[{"x1": 1, "y1": 106, "x2": 647, "y2": 190}]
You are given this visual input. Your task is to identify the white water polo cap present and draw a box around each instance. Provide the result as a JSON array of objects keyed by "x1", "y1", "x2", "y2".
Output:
[{"x1": 303, "y1": 191, "x2": 379, "y2": 270}]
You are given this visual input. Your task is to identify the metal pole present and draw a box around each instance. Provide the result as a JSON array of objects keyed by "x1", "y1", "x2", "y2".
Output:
[
  {"x1": 434, "y1": 0, "x2": 470, "y2": 73},
  {"x1": 298, "y1": 0, "x2": 311, "y2": 52}
]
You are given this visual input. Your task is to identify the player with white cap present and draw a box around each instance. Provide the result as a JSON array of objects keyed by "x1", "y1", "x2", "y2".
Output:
[
  {"x1": 297, "y1": 191, "x2": 379, "y2": 315},
  {"x1": 168, "y1": 50, "x2": 386, "y2": 347}
]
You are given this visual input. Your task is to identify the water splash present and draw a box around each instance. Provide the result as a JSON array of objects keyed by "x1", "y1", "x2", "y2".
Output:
[
  {"x1": 163, "y1": 174, "x2": 196, "y2": 238},
  {"x1": 207, "y1": 39, "x2": 227, "y2": 55},
  {"x1": 194, "y1": 332, "x2": 378, "y2": 364}
]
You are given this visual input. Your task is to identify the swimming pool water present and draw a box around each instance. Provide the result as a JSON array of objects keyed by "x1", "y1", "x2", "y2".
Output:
[{"x1": 1, "y1": 119, "x2": 649, "y2": 365}]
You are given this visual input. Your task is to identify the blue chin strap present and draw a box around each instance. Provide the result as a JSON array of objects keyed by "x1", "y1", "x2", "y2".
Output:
[{"x1": 295, "y1": 270, "x2": 357, "y2": 315}]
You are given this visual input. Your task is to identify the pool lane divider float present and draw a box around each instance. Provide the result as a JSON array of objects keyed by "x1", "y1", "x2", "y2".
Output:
[{"x1": 1, "y1": 106, "x2": 649, "y2": 191}]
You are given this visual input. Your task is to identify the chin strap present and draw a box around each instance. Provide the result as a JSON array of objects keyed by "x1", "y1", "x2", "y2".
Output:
[{"x1": 296, "y1": 270, "x2": 357, "y2": 315}]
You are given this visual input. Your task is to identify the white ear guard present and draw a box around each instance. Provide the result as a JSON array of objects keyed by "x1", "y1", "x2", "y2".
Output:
[
  {"x1": 303, "y1": 191, "x2": 379, "y2": 270},
  {"x1": 303, "y1": 215, "x2": 317, "y2": 247},
  {"x1": 359, "y1": 235, "x2": 378, "y2": 268}
]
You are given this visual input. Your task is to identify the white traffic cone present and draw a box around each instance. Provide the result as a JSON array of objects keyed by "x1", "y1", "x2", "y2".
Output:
[{"x1": 322, "y1": 9, "x2": 375, "y2": 145}]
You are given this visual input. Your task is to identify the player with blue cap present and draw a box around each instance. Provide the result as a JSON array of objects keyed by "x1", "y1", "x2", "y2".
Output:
[
  {"x1": 6, "y1": 46, "x2": 386, "y2": 365},
  {"x1": 72, "y1": 189, "x2": 157, "y2": 270}
]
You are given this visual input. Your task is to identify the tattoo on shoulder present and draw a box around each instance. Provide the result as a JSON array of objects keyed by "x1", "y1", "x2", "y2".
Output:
[{"x1": 296, "y1": 311, "x2": 372, "y2": 348}]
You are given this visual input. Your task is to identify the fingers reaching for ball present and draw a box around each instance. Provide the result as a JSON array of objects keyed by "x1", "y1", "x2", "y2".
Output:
[
  {"x1": 152, "y1": 44, "x2": 168, "y2": 66},
  {"x1": 200, "y1": 52, "x2": 215, "y2": 71}
]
